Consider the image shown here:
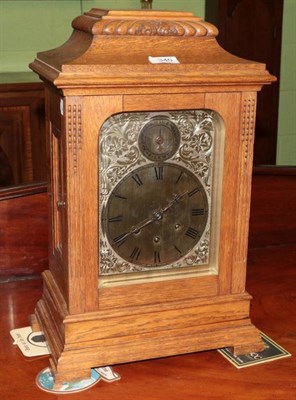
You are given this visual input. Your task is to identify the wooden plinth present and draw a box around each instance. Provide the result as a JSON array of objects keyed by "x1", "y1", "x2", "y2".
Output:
[{"x1": 34, "y1": 270, "x2": 264, "y2": 384}]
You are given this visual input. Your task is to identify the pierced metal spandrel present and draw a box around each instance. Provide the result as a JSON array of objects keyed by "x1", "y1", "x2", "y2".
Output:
[
  {"x1": 99, "y1": 113, "x2": 148, "y2": 199},
  {"x1": 172, "y1": 110, "x2": 215, "y2": 187}
]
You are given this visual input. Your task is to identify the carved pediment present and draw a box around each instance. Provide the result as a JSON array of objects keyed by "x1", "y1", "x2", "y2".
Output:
[
  {"x1": 30, "y1": 9, "x2": 275, "y2": 90},
  {"x1": 73, "y1": 9, "x2": 218, "y2": 38}
]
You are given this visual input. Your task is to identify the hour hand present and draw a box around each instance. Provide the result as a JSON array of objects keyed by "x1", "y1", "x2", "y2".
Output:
[
  {"x1": 126, "y1": 191, "x2": 188, "y2": 237},
  {"x1": 131, "y1": 217, "x2": 155, "y2": 233}
]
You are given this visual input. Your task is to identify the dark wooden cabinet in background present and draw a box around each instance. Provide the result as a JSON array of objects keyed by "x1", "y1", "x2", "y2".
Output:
[
  {"x1": 206, "y1": 0, "x2": 284, "y2": 165},
  {"x1": 0, "y1": 79, "x2": 46, "y2": 187},
  {"x1": 0, "y1": 77, "x2": 48, "y2": 280}
]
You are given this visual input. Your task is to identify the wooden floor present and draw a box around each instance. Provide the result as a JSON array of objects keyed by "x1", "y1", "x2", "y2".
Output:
[{"x1": 0, "y1": 243, "x2": 295, "y2": 399}]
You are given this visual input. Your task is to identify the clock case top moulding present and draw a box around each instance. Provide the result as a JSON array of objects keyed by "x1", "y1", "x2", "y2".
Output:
[
  {"x1": 31, "y1": 9, "x2": 274, "y2": 90},
  {"x1": 30, "y1": 9, "x2": 275, "y2": 386}
]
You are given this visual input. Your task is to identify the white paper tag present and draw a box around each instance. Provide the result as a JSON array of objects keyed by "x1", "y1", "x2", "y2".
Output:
[
  {"x1": 148, "y1": 56, "x2": 180, "y2": 64},
  {"x1": 94, "y1": 366, "x2": 121, "y2": 382},
  {"x1": 10, "y1": 326, "x2": 50, "y2": 357}
]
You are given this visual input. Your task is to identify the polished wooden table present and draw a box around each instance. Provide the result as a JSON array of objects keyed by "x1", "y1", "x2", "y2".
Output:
[{"x1": 0, "y1": 244, "x2": 295, "y2": 399}]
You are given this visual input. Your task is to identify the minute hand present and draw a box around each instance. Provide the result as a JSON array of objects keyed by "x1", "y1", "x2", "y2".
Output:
[{"x1": 160, "y1": 191, "x2": 188, "y2": 214}]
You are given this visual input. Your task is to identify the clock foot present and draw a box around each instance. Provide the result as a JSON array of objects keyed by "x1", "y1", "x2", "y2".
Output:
[
  {"x1": 231, "y1": 335, "x2": 265, "y2": 356},
  {"x1": 49, "y1": 358, "x2": 92, "y2": 389},
  {"x1": 29, "y1": 313, "x2": 41, "y2": 332}
]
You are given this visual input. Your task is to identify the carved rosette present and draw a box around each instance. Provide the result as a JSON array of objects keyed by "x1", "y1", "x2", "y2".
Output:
[{"x1": 99, "y1": 110, "x2": 220, "y2": 276}]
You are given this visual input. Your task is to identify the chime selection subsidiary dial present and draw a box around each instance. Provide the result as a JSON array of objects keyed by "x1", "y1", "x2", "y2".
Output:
[
  {"x1": 102, "y1": 163, "x2": 209, "y2": 267},
  {"x1": 138, "y1": 117, "x2": 180, "y2": 162}
]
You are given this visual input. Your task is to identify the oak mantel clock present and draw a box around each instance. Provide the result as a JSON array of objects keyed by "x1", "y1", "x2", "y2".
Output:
[{"x1": 30, "y1": 9, "x2": 275, "y2": 384}]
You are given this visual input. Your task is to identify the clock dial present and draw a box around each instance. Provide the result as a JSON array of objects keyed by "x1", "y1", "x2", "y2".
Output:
[
  {"x1": 139, "y1": 117, "x2": 180, "y2": 161},
  {"x1": 99, "y1": 109, "x2": 218, "y2": 277},
  {"x1": 102, "y1": 163, "x2": 208, "y2": 267}
]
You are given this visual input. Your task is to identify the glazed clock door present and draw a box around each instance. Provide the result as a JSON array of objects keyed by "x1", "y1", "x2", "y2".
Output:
[{"x1": 99, "y1": 110, "x2": 225, "y2": 287}]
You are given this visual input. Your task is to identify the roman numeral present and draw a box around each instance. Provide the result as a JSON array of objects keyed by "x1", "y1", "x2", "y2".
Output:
[
  {"x1": 132, "y1": 174, "x2": 143, "y2": 186},
  {"x1": 191, "y1": 208, "x2": 205, "y2": 216},
  {"x1": 154, "y1": 251, "x2": 161, "y2": 264},
  {"x1": 188, "y1": 187, "x2": 201, "y2": 197},
  {"x1": 108, "y1": 215, "x2": 123, "y2": 223},
  {"x1": 114, "y1": 194, "x2": 127, "y2": 200},
  {"x1": 175, "y1": 170, "x2": 184, "y2": 184},
  {"x1": 130, "y1": 247, "x2": 141, "y2": 261},
  {"x1": 185, "y1": 227, "x2": 200, "y2": 240},
  {"x1": 113, "y1": 233, "x2": 128, "y2": 247},
  {"x1": 154, "y1": 166, "x2": 164, "y2": 180},
  {"x1": 174, "y1": 245, "x2": 182, "y2": 254}
]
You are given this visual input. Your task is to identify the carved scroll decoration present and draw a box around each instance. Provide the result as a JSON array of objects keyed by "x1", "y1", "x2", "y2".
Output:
[
  {"x1": 99, "y1": 110, "x2": 219, "y2": 276},
  {"x1": 93, "y1": 19, "x2": 218, "y2": 37},
  {"x1": 73, "y1": 8, "x2": 219, "y2": 38}
]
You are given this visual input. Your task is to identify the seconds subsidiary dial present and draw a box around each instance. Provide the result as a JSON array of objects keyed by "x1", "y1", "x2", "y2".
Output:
[{"x1": 102, "y1": 163, "x2": 208, "y2": 268}]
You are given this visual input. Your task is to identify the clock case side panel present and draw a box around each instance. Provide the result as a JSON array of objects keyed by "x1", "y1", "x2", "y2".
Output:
[
  {"x1": 34, "y1": 85, "x2": 72, "y2": 366},
  {"x1": 42, "y1": 85, "x2": 68, "y2": 303}
]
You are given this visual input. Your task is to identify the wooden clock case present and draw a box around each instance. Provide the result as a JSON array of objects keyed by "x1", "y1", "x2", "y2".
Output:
[{"x1": 30, "y1": 9, "x2": 275, "y2": 384}]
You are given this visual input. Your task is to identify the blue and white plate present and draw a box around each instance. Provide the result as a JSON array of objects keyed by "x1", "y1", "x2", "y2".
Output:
[{"x1": 36, "y1": 367, "x2": 101, "y2": 394}]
